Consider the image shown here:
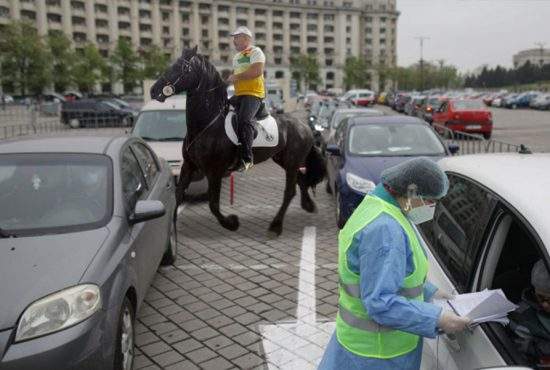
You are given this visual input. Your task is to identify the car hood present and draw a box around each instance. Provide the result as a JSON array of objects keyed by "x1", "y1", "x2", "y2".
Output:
[
  {"x1": 145, "y1": 141, "x2": 183, "y2": 162},
  {"x1": 344, "y1": 155, "x2": 445, "y2": 186},
  {"x1": 0, "y1": 228, "x2": 109, "y2": 330}
]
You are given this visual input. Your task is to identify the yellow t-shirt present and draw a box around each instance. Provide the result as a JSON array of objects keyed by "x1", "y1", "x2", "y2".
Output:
[{"x1": 233, "y1": 46, "x2": 266, "y2": 98}]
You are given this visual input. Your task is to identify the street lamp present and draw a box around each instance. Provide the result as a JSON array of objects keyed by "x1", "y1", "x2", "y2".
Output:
[{"x1": 415, "y1": 36, "x2": 430, "y2": 91}]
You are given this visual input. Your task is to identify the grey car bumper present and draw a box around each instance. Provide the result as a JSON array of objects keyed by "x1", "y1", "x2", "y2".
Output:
[{"x1": 0, "y1": 310, "x2": 113, "y2": 370}]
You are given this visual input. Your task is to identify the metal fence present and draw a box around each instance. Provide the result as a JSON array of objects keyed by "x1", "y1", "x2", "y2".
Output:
[
  {"x1": 432, "y1": 123, "x2": 532, "y2": 155},
  {"x1": 0, "y1": 103, "x2": 130, "y2": 140}
]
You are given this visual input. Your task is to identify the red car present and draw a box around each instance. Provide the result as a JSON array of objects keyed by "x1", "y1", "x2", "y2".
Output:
[{"x1": 432, "y1": 99, "x2": 493, "y2": 139}]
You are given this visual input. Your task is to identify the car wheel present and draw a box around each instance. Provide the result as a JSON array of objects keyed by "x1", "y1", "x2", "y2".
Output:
[
  {"x1": 483, "y1": 132, "x2": 492, "y2": 140},
  {"x1": 161, "y1": 213, "x2": 177, "y2": 266},
  {"x1": 69, "y1": 118, "x2": 80, "y2": 129},
  {"x1": 335, "y1": 191, "x2": 345, "y2": 229},
  {"x1": 325, "y1": 180, "x2": 332, "y2": 194},
  {"x1": 114, "y1": 297, "x2": 135, "y2": 370}
]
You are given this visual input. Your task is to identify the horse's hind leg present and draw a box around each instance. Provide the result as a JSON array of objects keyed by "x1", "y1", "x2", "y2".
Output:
[
  {"x1": 297, "y1": 173, "x2": 317, "y2": 213},
  {"x1": 207, "y1": 173, "x2": 240, "y2": 231},
  {"x1": 268, "y1": 169, "x2": 297, "y2": 236}
]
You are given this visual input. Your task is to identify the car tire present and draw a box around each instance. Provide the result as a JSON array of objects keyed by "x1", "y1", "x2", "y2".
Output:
[
  {"x1": 335, "y1": 191, "x2": 345, "y2": 229},
  {"x1": 483, "y1": 132, "x2": 492, "y2": 140},
  {"x1": 325, "y1": 180, "x2": 332, "y2": 194},
  {"x1": 69, "y1": 118, "x2": 80, "y2": 129},
  {"x1": 114, "y1": 297, "x2": 135, "y2": 370},
  {"x1": 161, "y1": 213, "x2": 178, "y2": 266}
]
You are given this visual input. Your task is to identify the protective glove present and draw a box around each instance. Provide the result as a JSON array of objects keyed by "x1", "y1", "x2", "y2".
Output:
[{"x1": 437, "y1": 311, "x2": 472, "y2": 334}]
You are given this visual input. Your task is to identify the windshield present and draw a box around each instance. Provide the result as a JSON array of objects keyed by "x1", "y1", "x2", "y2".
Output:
[
  {"x1": 133, "y1": 110, "x2": 187, "y2": 141},
  {"x1": 348, "y1": 123, "x2": 446, "y2": 156},
  {"x1": 0, "y1": 154, "x2": 112, "y2": 237},
  {"x1": 452, "y1": 100, "x2": 485, "y2": 110}
]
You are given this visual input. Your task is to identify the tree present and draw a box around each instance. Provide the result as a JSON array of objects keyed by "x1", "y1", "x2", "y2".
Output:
[
  {"x1": 110, "y1": 38, "x2": 141, "y2": 93},
  {"x1": 0, "y1": 21, "x2": 52, "y2": 95},
  {"x1": 141, "y1": 45, "x2": 170, "y2": 80},
  {"x1": 290, "y1": 54, "x2": 321, "y2": 92},
  {"x1": 343, "y1": 56, "x2": 370, "y2": 90},
  {"x1": 46, "y1": 31, "x2": 76, "y2": 92},
  {"x1": 72, "y1": 43, "x2": 108, "y2": 93}
]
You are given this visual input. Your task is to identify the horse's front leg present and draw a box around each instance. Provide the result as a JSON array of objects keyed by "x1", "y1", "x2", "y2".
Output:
[
  {"x1": 175, "y1": 161, "x2": 195, "y2": 206},
  {"x1": 207, "y1": 172, "x2": 240, "y2": 231}
]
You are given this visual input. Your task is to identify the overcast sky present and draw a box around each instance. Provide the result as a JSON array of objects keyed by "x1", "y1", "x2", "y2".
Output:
[{"x1": 396, "y1": 0, "x2": 550, "y2": 72}]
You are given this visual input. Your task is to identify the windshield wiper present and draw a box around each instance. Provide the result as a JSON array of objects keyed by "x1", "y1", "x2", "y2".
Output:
[{"x1": 0, "y1": 227, "x2": 17, "y2": 238}]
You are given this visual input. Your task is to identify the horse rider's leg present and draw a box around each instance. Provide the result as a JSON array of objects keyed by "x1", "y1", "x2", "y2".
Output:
[
  {"x1": 176, "y1": 161, "x2": 195, "y2": 206},
  {"x1": 207, "y1": 172, "x2": 240, "y2": 231},
  {"x1": 297, "y1": 172, "x2": 317, "y2": 213},
  {"x1": 237, "y1": 96, "x2": 261, "y2": 164},
  {"x1": 268, "y1": 169, "x2": 298, "y2": 236}
]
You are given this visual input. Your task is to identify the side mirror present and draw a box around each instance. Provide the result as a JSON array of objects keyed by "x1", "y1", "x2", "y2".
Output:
[
  {"x1": 130, "y1": 200, "x2": 166, "y2": 224},
  {"x1": 448, "y1": 143, "x2": 460, "y2": 155},
  {"x1": 326, "y1": 144, "x2": 341, "y2": 156}
]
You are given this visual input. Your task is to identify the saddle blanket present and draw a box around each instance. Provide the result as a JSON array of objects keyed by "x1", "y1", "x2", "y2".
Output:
[{"x1": 224, "y1": 111, "x2": 279, "y2": 147}]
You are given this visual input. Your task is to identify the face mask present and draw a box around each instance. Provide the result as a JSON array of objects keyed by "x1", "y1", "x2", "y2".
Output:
[{"x1": 407, "y1": 202, "x2": 435, "y2": 224}]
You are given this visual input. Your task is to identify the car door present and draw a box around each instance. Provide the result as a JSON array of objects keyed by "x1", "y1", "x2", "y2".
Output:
[
  {"x1": 432, "y1": 101, "x2": 448, "y2": 125},
  {"x1": 130, "y1": 142, "x2": 173, "y2": 278},
  {"x1": 419, "y1": 173, "x2": 506, "y2": 370},
  {"x1": 326, "y1": 118, "x2": 348, "y2": 192}
]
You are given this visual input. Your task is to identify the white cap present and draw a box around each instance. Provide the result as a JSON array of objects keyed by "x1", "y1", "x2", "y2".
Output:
[{"x1": 230, "y1": 26, "x2": 253, "y2": 38}]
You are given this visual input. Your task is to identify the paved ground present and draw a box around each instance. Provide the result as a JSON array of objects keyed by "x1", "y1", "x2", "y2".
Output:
[{"x1": 134, "y1": 161, "x2": 340, "y2": 369}]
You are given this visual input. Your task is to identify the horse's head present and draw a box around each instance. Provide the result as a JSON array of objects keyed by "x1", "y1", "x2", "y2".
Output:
[{"x1": 150, "y1": 46, "x2": 200, "y2": 102}]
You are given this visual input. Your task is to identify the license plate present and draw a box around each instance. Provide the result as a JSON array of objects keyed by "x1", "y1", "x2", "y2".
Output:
[{"x1": 468, "y1": 124, "x2": 482, "y2": 129}]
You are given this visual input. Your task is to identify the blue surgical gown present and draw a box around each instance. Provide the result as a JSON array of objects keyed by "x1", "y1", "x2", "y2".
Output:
[{"x1": 318, "y1": 184, "x2": 442, "y2": 370}]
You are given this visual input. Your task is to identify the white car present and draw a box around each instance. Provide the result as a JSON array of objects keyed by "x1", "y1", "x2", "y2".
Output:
[
  {"x1": 419, "y1": 153, "x2": 548, "y2": 370},
  {"x1": 131, "y1": 95, "x2": 208, "y2": 197}
]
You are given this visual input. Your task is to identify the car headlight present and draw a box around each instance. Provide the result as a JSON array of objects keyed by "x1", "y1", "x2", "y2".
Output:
[
  {"x1": 15, "y1": 284, "x2": 101, "y2": 342},
  {"x1": 346, "y1": 173, "x2": 376, "y2": 194}
]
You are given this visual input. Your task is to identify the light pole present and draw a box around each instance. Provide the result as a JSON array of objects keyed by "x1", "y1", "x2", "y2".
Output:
[{"x1": 415, "y1": 36, "x2": 430, "y2": 91}]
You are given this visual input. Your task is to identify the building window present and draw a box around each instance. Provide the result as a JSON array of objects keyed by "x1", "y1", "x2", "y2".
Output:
[
  {"x1": 275, "y1": 71, "x2": 284, "y2": 78},
  {"x1": 273, "y1": 10, "x2": 283, "y2": 17},
  {"x1": 96, "y1": 19, "x2": 108, "y2": 28},
  {"x1": 71, "y1": 1, "x2": 85, "y2": 11},
  {"x1": 118, "y1": 7, "x2": 130, "y2": 16},
  {"x1": 47, "y1": 13, "x2": 62, "y2": 23},
  {"x1": 307, "y1": 24, "x2": 317, "y2": 31},
  {"x1": 162, "y1": 12, "x2": 170, "y2": 21},
  {"x1": 94, "y1": 4, "x2": 107, "y2": 13},
  {"x1": 255, "y1": 8, "x2": 266, "y2": 15}
]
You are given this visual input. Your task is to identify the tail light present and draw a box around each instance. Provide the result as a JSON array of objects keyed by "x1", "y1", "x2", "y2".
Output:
[
  {"x1": 426, "y1": 107, "x2": 433, "y2": 112},
  {"x1": 454, "y1": 114, "x2": 460, "y2": 120}
]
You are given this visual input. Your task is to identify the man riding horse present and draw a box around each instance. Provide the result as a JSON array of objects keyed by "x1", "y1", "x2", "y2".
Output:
[{"x1": 226, "y1": 26, "x2": 265, "y2": 172}]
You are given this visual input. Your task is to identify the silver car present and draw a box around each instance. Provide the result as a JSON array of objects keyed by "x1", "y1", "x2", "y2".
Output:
[{"x1": 0, "y1": 135, "x2": 177, "y2": 370}]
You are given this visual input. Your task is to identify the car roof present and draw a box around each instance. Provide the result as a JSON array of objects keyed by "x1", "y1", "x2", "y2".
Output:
[
  {"x1": 439, "y1": 153, "x2": 550, "y2": 250},
  {"x1": 141, "y1": 95, "x2": 186, "y2": 111},
  {"x1": 349, "y1": 115, "x2": 426, "y2": 126},
  {"x1": 0, "y1": 135, "x2": 126, "y2": 154}
]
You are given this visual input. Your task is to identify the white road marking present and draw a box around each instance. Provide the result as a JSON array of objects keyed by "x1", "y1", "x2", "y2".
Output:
[{"x1": 260, "y1": 226, "x2": 336, "y2": 369}]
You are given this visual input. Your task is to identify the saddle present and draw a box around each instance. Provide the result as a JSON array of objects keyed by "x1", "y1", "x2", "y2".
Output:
[{"x1": 225, "y1": 97, "x2": 279, "y2": 148}]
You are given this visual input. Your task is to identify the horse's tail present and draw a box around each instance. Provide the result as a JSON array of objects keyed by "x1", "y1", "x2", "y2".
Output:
[{"x1": 300, "y1": 145, "x2": 326, "y2": 191}]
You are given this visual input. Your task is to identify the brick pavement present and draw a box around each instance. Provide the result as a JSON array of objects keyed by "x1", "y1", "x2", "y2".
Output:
[{"x1": 135, "y1": 159, "x2": 340, "y2": 369}]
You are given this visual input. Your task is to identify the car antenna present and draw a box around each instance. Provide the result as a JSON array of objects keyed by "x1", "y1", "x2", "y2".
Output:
[{"x1": 518, "y1": 144, "x2": 532, "y2": 154}]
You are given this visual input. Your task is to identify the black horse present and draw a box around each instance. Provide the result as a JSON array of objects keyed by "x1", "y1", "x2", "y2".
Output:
[{"x1": 150, "y1": 46, "x2": 325, "y2": 236}]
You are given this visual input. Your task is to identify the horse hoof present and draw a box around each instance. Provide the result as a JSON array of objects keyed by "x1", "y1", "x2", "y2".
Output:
[
  {"x1": 222, "y1": 214, "x2": 240, "y2": 231},
  {"x1": 301, "y1": 200, "x2": 317, "y2": 213},
  {"x1": 268, "y1": 221, "x2": 283, "y2": 236}
]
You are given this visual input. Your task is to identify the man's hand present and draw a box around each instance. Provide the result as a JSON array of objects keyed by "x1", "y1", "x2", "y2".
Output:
[
  {"x1": 438, "y1": 311, "x2": 472, "y2": 334},
  {"x1": 433, "y1": 289, "x2": 454, "y2": 300},
  {"x1": 226, "y1": 74, "x2": 237, "y2": 84}
]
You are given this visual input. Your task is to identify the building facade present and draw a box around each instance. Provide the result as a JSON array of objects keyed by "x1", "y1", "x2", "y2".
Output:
[
  {"x1": 0, "y1": 0, "x2": 399, "y2": 92},
  {"x1": 513, "y1": 48, "x2": 550, "y2": 68}
]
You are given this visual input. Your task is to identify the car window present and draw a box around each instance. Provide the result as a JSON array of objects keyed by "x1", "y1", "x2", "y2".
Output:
[
  {"x1": 131, "y1": 142, "x2": 159, "y2": 186},
  {"x1": 133, "y1": 110, "x2": 187, "y2": 141},
  {"x1": 347, "y1": 123, "x2": 446, "y2": 156},
  {"x1": 420, "y1": 174, "x2": 496, "y2": 292},
  {"x1": 452, "y1": 100, "x2": 485, "y2": 110},
  {"x1": 120, "y1": 147, "x2": 147, "y2": 211}
]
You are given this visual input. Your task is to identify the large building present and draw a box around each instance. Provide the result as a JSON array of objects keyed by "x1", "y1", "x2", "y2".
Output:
[
  {"x1": 0, "y1": 0, "x2": 399, "y2": 92},
  {"x1": 513, "y1": 48, "x2": 550, "y2": 68}
]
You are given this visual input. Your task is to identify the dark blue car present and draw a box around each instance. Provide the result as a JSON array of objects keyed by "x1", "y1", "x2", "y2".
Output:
[{"x1": 325, "y1": 115, "x2": 458, "y2": 228}]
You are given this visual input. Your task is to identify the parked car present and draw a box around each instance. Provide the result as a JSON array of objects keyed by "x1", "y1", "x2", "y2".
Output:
[
  {"x1": 419, "y1": 152, "x2": 549, "y2": 370},
  {"x1": 394, "y1": 94, "x2": 412, "y2": 113},
  {"x1": 324, "y1": 115, "x2": 458, "y2": 228},
  {"x1": 530, "y1": 93, "x2": 550, "y2": 110},
  {"x1": 418, "y1": 96, "x2": 445, "y2": 124},
  {"x1": 432, "y1": 99, "x2": 493, "y2": 139},
  {"x1": 100, "y1": 98, "x2": 139, "y2": 119},
  {"x1": 503, "y1": 92, "x2": 540, "y2": 109},
  {"x1": 498, "y1": 93, "x2": 519, "y2": 108},
  {"x1": 0, "y1": 135, "x2": 177, "y2": 370},
  {"x1": 404, "y1": 95, "x2": 426, "y2": 116},
  {"x1": 266, "y1": 94, "x2": 285, "y2": 114},
  {"x1": 347, "y1": 90, "x2": 376, "y2": 106},
  {"x1": 132, "y1": 95, "x2": 208, "y2": 198},
  {"x1": 61, "y1": 99, "x2": 135, "y2": 128}
]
